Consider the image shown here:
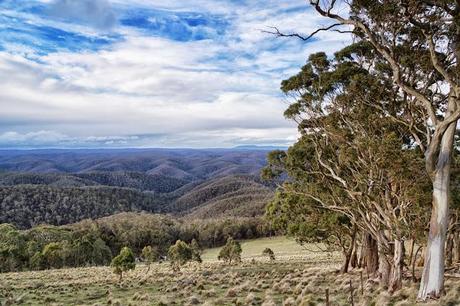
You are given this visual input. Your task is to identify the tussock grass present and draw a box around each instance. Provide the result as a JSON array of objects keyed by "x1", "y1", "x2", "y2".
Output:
[{"x1": 3, "y1": 237, "x2": 460, "y2": 305}]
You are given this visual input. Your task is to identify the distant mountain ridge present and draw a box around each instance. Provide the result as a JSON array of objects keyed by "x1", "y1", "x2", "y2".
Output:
[
  {"x1": 0, "y1": 149, "x2": 267, "y2": 176},
  {"x1": 0, "y1": 149, "x2": 274, "y2": 228}
]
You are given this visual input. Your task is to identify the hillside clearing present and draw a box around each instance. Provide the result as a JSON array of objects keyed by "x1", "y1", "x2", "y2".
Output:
[
  {"x1": 1, "y1": 236, "x2": 459, "y2": 305},
  {"x1": 201, "y1": 236, "x2": 340, "y2": 263}
]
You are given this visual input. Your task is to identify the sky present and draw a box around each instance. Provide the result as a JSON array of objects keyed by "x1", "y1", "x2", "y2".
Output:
[{"x1": 0, "y1": 0, "x2": 351, "y2": 149}]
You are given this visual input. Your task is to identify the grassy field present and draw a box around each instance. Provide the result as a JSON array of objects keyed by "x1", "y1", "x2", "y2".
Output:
[
  {"x1": 201, "y1": 236, "x2": 339, "y2": 262},
  {"x1": 1, "y1": 237, "x2": 460, "y2": 305}
]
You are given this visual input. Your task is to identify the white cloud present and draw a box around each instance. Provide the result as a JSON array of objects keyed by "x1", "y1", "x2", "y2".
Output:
[{"x1": 0, "y1": 0, "x2": 351, "y2": 148}]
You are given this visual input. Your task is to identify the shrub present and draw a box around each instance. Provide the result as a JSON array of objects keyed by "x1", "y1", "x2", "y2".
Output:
[
  {"x1": 262, "y1": 248, "x2": 275, "y2": 261},
  {"x1": 168, "y1": 240, "x2": 193, "y2": 271},
  {"x1": 190, "y1": 239, "x2": 203, "y2": 263},
  {"x1": 111, "y1": 247, "x2": 135, "y2": 281},
  {"x1": 141, "y1": 246, "x2": 159, "y2": 271},
  {"x1": 218, "y1": 237, "x2": 242, "y2": 264}
]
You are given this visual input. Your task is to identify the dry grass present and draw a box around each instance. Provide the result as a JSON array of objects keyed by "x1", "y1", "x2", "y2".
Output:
[{"x1": 1, "y1": 237, "x2": 460, "y2": 305}]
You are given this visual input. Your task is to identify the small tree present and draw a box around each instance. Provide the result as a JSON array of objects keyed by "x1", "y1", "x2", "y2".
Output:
[
  {"x1": 168, "y1": 240, "x2": 192, "y2": 271},
  {"x1": 141, "y1": 246, "x2": 159, "y2": 272},
  {"x1": 262, "y1": 248, "x2": 275, "y2": 261},
  {"x1": 218, "y1": 237, "x2": 242, "y2": 264},
  {"x1": 111, "y1": 247, "x2": 135, "y2": 281},
  {"x1": 190, "y1": 239, "x2": 203, "y2": 263}
]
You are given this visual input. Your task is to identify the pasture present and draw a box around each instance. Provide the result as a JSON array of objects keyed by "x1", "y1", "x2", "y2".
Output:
[{"x1": 1, "y1": 237, "x2": 459, "y2": 305}]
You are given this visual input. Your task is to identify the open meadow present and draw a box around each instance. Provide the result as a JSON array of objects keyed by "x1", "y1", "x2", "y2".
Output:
[{"x1": 2, "y1": 236, "x2": 460, "y2": 306}]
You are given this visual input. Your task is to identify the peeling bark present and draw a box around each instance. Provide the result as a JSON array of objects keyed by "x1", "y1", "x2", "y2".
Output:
[
  {"x1": 418, "y1": 107, "x2": 457, "y2": 300},
  {"x1": 454, "y1": 233, "x2": 460, "y2": 263},
  {"x1": 379, "y1": 255, "x2": 391, "y2": 289},
  {"x1": 363, "y1": 233, "x2": 379, "y2": 276},
  {"x1": 389, "y1": 240, "x2": 404, "y2": 292},
  {"x1": 378, "y1": 239, "x2": 391, "y2": 289},
  {"x1": 408, "y1": 239, "x2": 415, "y2": 268}
]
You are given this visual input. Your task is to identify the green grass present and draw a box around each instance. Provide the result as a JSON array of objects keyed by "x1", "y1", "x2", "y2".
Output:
[{"x1": 202, "y1": 236, "x2": 339, "y2": 262}]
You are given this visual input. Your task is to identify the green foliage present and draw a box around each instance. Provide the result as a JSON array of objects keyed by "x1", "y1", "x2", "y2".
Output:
[
  {"x1": 0, "y1": 213, "x2": 275, "y2": 273},
  {"x1": 218, "y1": 237, "x2": 242, "y2": 264},
  {"x1": 168, "y1": 240, "x2": 193, "y2": 271},
  {"x1": 264, "y1": 44, "x2": 432, "y2": 262},
  {"x1": 141, "y1": 246, "x2": 159, "y2": 265},
  {"x1": 29, "y1": 252, "x2": 44, "y2": 270},
  {"x1": 111, "y1": 247, "x2": 135, "y2": 280},
  {"x1": 0, "y1": 224, "x2": 27, "y2": 272},
  {"x1": 190, "y1": 239, "x2": 202, "y2": 263},
  {"x1": 42, "y1": 242, "x2": 65, "y2": 269}
]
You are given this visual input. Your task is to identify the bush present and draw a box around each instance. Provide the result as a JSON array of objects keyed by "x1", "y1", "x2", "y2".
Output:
[
  {"x1": 111, "y1": 247, "x2": 135, "y2": 281},
  {"x1": 218, "y1": 237, "x2": 242, "y2": 264},
  {"x1": 262, "y1": 248, "x2": 275, "y2": 261},
  {"x1": 168, "y1": 240, "x2": 193, "y2": 271},
  {"x1": 141, "y1": 246, "x2": 159, "y2": 266},
  {"x1": 190, "y1": 239, "x2": 203, "y2": 263}
]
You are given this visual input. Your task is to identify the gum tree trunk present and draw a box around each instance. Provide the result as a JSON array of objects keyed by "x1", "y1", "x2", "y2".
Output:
[
  {"x1": 379, "y1": 255, "x2": 391, "y2": 289},
  {"x1": 378, "y1": 238, "x2": 391, "y2": 288},
  {"x1": 389, "y1": 239, "x2": 404, "y2": 292},
  {"x1": 454, "y1": 233, "x2": 460, "y2": 263},
  {"x1": 418, "y1": 112, "x2": 457, "y2": 300},
  {"x1": 340, "y1": 251, "x2": 352, "y2": 274},
  {"x1": 363, "y1": 233, "x2": 379, "y2": 276},
  {"x1": 340, "y1": 227, "x2": 357, "y2": 273}
]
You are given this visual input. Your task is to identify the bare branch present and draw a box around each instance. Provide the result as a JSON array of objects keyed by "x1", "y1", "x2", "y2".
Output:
[{"x1": 262, "y1": 23, "x2": 342, "y2": 41}]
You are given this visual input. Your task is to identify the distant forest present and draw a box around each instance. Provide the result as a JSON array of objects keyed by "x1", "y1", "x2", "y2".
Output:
[
  {"x1": 0, "y1": 212, "x2": 275, "y2": 272},
  {"x1": 0, "y1": 149, "x2": 274, "y2": 228}
]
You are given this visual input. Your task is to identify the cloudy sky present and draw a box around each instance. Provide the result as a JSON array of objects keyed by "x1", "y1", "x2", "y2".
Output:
[{"x1": 0, "y1": 0, "x2": 350, "y2": 148}]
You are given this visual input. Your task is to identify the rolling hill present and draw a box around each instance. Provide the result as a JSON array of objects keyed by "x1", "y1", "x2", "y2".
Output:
[{"x1": 0, "y1": 149, "x2": 275, "y2": 228}]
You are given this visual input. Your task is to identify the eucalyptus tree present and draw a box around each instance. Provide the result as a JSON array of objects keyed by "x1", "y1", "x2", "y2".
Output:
[
  {"x1": 268, "y1": 0, "x2": 460, "y2": 298},
  {"x1": 111, "y1": 246, "x2": 136, "y2": 281},
  {"x1": 263, "y1": 49, "x2": 430, "y2": 291}
]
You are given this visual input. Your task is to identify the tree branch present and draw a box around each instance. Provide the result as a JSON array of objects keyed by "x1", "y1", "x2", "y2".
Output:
[
  {"x1": 263, "y1": 23, "x2": 343, "y2": 41},
  {"x1": 308, "y1": 1, "x2": 440, "y2": 126},
  {"x1": 425, "y1": 34, "x2": 457, "y2": 92}
]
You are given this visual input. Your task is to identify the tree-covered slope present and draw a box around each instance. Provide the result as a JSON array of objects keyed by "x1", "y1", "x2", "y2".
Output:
[
  {"x1": 0, "y1": 149, "x2": 275, "y2": 228},
  {"x1": 0, "y1": 185, "x2": 166, "y2": 228}
]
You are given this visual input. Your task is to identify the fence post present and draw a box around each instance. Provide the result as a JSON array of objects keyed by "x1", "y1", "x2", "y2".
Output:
[{"x1": 325, "y1": 288, "x2": 330, "y2": 306}]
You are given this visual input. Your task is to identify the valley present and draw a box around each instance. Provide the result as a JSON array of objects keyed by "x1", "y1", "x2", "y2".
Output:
[{"x1": 0, "y1": 149, "x2": 273, "y2": 228}]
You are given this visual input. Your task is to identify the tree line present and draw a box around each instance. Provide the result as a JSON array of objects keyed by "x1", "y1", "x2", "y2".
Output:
[
  {"x1": 263, "y1": 0, "x2": 460, "y2": 300},
  {"x1": 0, "y1": 213, "x2": 274, "y2": 273}
]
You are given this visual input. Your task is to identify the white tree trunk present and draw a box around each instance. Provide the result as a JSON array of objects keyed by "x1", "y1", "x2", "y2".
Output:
[{"x1": 418, "y1": 116, "x2": 457, "y2": 300}]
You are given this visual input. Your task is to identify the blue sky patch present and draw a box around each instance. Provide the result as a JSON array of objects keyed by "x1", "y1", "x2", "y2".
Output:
[
  {"x1": 120, "y1": 9, "x2": 229, "y2": 42},
  {"x1": 0, "y1": 12, "x2": 120, "y2": 55}
]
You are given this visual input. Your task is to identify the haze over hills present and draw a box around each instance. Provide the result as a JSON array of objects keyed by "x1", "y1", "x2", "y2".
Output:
[{"x1": 0, "y1": 149, "x2": 274, "y2": 228}]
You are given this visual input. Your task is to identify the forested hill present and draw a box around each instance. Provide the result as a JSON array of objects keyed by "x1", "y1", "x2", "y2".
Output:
[
  {"x1": 0, "y1": 149, "x2": 274, "y2": 228},
  {"x1": 0, "y1": 149, "x2": 269, "y2": 175}
]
